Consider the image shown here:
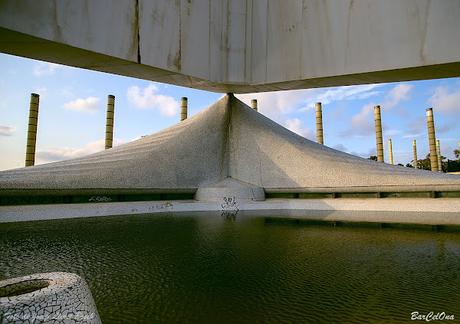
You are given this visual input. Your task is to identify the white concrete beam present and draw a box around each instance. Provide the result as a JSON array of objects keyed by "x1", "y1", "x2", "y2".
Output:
[{"x1": 1, "y1": 0, "x2": 460, "y2": 93}]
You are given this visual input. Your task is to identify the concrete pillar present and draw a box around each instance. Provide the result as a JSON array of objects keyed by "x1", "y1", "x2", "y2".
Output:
[
  {"x1": 315, "y1": 102, "x2": 324, "y2": 145},
  {"x1": 251, "y1": 99, "x2": 258, "y2": 111},
  {"x1": 412, "y1": 139, "x2": 418, "y2": 169},
  {"x1": 25, "y1": 93, "x2": 40, "y2": 167},
  {"x1": 388, "y1": 138, "x2": 394, "y2": 165},
  {"x1": 180, "y1": 97, "x2": 188, "y2": 121},
  {"x1": 105, "y1": 95, "x2": 115, "y2": 150},
  {"x1": 436, "y1": 139, "x2": 442, "y2": 172},
  {"x1": 373, "y1": 105, "x2": 384, "y2": 162},
  {"x1": 426, "y1": 108, "x2": 438, "y2": 172}
]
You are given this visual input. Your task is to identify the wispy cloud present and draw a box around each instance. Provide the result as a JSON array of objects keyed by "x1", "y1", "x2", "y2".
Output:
[
  {"x1": 33, "y1": 62, "x2": 64, "y2": 77},
  {"x1": 341, "y1": 103, "x2": 376, "y2": 137},
  {"x1": 284, "y1": 118, "x2": 314, "y2": 140},
  {"x1": 339, "y1": 83, "x2": 414, "y2": 137},
  {"x1": 236, "y1": 84, "x2": 382, "y2": 138},
  {"x1": 237, "y1": 84, "x2": 382, "y2": 115},
  {"x1": 127, "y1": 84, "x2": 179, "y2": 117},
  {"x1": 36, "y1": 138, "x2": 126, "y2": 164},
  {"x1": 302, "y1": 84, "x2": 383, "y2": 111},
  {"x1": 237, "y1": 89, "x2": 313, "y2": 121},
  {"x1": 0, "y1": 125, "x2": 15, "y2": 136},
  {"x1": 428, "y1": 86, "x2": 460, "y2": 114},
  {"x1": 384, "y1": 84, "x2": 413, "y2": 110},
  {"x1": 64, "y1": 97, "x2": 100, "y2": 113}
]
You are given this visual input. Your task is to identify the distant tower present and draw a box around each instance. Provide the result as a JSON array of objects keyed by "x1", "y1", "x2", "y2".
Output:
[
  {"x1": 436, "y1": 139, "x2": 442, "y2": 172},
  {"x1": 315, "y1": 102, "x2": 324, "y2": 145},
  {"x1": 412, "y1": 139, "x2": 418, "y2": 169},
  {"x1": 181, "y1": 97, "x2": 188, "y2": 121},
  {"x1": 373, "y1": 105, "x2": 384, "y2": 162},
  {"x1": 425, "y1": 108, "x2": 438, "y2": 172},
  {"x1": 388, "y1": 139, "x2": 394, "y2": 165},
  {"x1": 25, "y1": 93, "x2": 40, "y2": 166},
  {"x1": 251, "y1": 99, "x2": 258, "y2": 111},
  {"x1": 105, "y1": 95, "x2": 115, "y2": 150}
]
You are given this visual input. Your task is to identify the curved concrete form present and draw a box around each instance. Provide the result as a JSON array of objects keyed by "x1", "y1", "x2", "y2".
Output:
[
  {"x1": 1, "y1": 0, "x2": 460, "y2": 92},
  {"x1": 0, "y1": 272, "x2": 100, "y2": 323},
  {"x1": 1, "y1": 95, "x2": 459, "y2": 200}
]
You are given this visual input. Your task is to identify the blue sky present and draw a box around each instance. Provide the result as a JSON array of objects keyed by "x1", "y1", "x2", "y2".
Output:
[{"x1": 0, "y1": 52, "x2": 459, "y2": 171}]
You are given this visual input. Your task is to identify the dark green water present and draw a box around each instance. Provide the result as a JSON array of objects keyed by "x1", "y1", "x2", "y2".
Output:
[{"x1": 1, "y1": 214, "x2": 460, "y2": 323}]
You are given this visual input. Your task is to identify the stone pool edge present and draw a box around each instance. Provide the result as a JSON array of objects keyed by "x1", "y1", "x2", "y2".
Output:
[{"x1": 0, "y1": 198, "x2": 459, "y2": 226}]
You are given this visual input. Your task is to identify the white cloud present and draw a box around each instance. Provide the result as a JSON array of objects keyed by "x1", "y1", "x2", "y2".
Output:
[
  {"x1": 284, "y1": 118, "x2": 314, "y2": 140},
  {"x1": 428, "y1": 86, "x2": 460, "y2": 114},
  {"x1": 384, "y1": 84, "x2": 413, "y2": 110},
  {"x1": 33, "y1": 62, "x2": 64, "y2": 77},
  {"x1": 0, "y1": 125, "x2": 15, "y2": 136},
  {"x1": 342, "y1": 103, "x2": 376, "y2": 136},
  {"x1": 340, "y1": 83, "x2": 414, "y2": 137},
  {"x1": 36, "y1": 138, "x2": 126, "y2": 164},
  {"x1": 127, "y1": 84, "x2": 179, "y2": 117},
  {"x1": 305, "y1": 84, "x2": 382, "y2": 111},
  {"x1": 237, "y1": 89, "x2": 314, "y2": 121},
  {"x1": 64, "y1": 97, "x2": 100, "y2": 113},
  {"x1": 235, "y1": 84, "x2": 382, "y2": 142},
  {"x1": 236, "y1": 84, "x2": 382, "y2": 121}
]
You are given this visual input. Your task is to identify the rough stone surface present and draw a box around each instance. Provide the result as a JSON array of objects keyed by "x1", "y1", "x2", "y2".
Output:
[
  {"x1": 0, "y1": 272, "x2": 100, "y2": 324},
  {"x1": 0, "y1": 95, "x2": 459, "y2": 197},
  {"x1": 1, "y1": 0, "x2": 460, "y2": 92}
]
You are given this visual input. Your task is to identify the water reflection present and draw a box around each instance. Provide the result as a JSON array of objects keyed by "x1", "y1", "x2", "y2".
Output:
[{"x1": 1, "y1": 214, "x2": 459, "y2": 323}]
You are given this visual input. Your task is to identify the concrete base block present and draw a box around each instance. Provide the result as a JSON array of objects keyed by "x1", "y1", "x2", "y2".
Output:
[{"x1": 195, "y1": 177, "x2": 265, "y2": 202}]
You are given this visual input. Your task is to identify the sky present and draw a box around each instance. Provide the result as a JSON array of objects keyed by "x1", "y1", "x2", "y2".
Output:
[{"x1": 0, "y1": 52, "x2": 459, "y2": 171}]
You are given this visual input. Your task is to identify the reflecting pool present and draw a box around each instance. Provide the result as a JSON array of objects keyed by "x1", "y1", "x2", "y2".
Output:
[{"x1": 1, "y1": 214, "x2": 459, "y2": 323}]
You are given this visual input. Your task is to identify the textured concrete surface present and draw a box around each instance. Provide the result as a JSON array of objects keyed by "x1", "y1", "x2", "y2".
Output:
[
  {"x1": 1, "y1": 95, "x2": 459, "y2": 196},
  {"x1": 0, "y1": 272, "x2": 100, "y2": 323},
  {"x1": 1, "y1": 0, "x2": 460, "y2": 92},
  {"x1": 195, "y1": 177, "x2": 265, "y2": 202},
  {"x1": 1, "y1": 198, "x2": 459, "y2": 225}
]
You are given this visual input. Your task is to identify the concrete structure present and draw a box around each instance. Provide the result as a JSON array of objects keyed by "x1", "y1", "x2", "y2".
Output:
[
  {"x1": 105, "y1": 95, "x2": 115, "y2": 150},
  {"x1": 388, "y1": 139, "x2": 394, "y2": 165},
  {"x1": 1, "y1": 95, "x2": 459, "y2": 196},
  {"x1": 315, "y1": 102, "x2": 324, "y2": 145},
  {"x1": 0, "y1": 272, "x2": 100, "y2": 323},
  {"x1": 180, "y1": 97, "x2": 188, "y2": 121},
  {"x1": 25, "y1": 93, "x2": 39, "y2": 167},
  {"x1": 426, "y1": 108, "x2": 438, "y2": 172},
  {"x1": 1, "y1": 96, "x2": 459, "y2": 224},
  {"x1": 436, "y1": 139, "x2": 442, "y2": 172},
  {"x1": 413, "y1": 139, "x2": 418, "y2": 169},
  {"x1": 1, "y1": 1, "x2": 460, "y2": 93},
  {"x1": 373, "y1": 105, "x2": 384, "y2": 162},
  {"x1": 251, "y1": 99, "x2": 258, "y2": 111}
]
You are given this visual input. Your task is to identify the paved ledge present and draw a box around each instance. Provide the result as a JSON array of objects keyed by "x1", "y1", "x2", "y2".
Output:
[{"x1": 0, "y1": 198, "x2": 459, "y2": 226}]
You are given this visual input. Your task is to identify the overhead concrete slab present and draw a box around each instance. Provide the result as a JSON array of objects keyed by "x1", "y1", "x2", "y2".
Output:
[
  {"x1": 1, "y1": 0, "x2": 460, "y2": 92},
  {"x1": 0, "y1": 95, "x2": 459, "y2": 200}
]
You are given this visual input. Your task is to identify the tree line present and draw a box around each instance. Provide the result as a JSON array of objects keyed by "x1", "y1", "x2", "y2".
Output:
[{"x1": 368, "y1": 148, "x2": 460, "y2": 172}]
